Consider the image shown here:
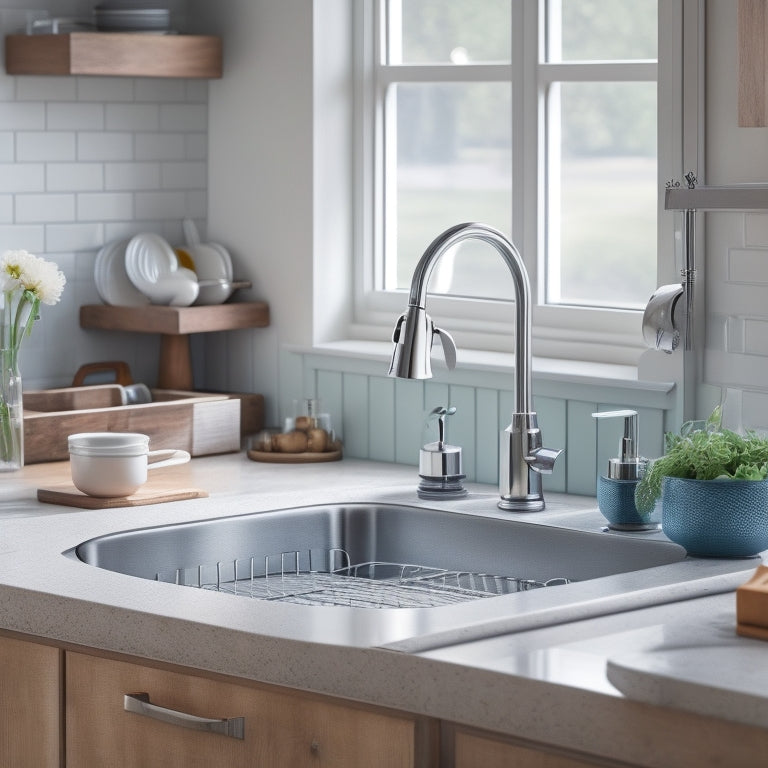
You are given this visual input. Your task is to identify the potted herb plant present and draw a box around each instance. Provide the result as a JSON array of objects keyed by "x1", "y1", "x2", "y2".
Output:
[{"x1": 634, "y1": 408, "x2": 768, "y2": 557}]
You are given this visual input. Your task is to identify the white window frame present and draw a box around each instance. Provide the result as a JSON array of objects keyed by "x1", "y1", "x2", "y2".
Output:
[{"x1": 348, "y1": 0, "x2": 694, "y2": 369}]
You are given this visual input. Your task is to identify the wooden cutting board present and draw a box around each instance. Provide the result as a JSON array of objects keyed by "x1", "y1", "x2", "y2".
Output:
[{"x1": 37, "y1": 483, "x2": 208, "y2": 509}]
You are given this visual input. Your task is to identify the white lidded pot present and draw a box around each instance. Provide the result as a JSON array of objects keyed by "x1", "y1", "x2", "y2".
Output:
[{"x1": 68, "y1": 432, "x2": 190, "y2": 498}]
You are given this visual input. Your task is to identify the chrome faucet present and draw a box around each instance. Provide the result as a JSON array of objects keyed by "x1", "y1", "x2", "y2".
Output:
[{"x1": 388, "y1": 222, "x2": 562, "y2": 511}]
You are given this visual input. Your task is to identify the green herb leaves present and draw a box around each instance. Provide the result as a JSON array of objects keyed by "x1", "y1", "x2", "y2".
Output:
[{"x1": 634, "y1": 407, "x2": 768, "y2": 517}]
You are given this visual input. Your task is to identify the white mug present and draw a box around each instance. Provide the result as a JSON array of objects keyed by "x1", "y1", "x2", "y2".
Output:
[{"x1": 68, "y1": 432, "x2": 191, "y2": 498}]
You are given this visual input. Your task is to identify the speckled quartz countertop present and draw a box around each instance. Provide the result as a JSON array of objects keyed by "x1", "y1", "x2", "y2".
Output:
[{"x1": 2, "y1": 454, "x2": 767, "y2": 766}]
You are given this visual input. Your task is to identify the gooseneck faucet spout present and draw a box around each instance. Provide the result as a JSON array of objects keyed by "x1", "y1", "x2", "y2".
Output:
[{"x1": 388, "y1": 222, "x2": 562, "y2": 511}]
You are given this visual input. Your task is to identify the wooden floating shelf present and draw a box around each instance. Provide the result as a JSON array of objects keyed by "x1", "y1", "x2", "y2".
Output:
[
  {"x1": 80, "y1": 302, "x2": 270, "y2": 390},
  {"x1": 5, "y1": 33, "x2": 222, "y2": 79}
]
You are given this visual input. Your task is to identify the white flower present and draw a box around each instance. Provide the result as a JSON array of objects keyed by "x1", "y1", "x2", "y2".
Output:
[{"x1": 1, "y1": 249, "x2": 66, "y2": 305}]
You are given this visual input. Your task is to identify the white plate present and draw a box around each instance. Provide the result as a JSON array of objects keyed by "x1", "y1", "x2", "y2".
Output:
[
  {"x1": 125, "y1": 233, "x2": 181, "y2": 303},
  {"x1": 94, "y1": 239, "x2": 149, "y2": 307},
  {"x1": 186, "y1": 243, "x2": 231, "y2": 282}
]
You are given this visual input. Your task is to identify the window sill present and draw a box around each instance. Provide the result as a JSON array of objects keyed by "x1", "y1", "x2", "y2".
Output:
[{"x1": 290, "y1": 340, "x2": 675, "y2": 396}]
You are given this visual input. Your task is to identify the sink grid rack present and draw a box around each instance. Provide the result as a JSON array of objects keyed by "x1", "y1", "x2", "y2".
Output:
[{"x1": 154, "y1": 548, "x2": 571, "y2": 609}]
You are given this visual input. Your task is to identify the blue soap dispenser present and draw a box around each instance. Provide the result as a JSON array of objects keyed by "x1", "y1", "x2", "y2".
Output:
[{"x1": 592, "y1": 409, "x2": 656, "y2": 531}]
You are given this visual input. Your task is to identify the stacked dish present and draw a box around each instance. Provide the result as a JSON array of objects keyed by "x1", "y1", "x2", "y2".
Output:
[
  {"x1": 94, "y1": 229, "x2": 248, "y2": 307},
  {"x1": 93, "y1": 3, "x2": 171, "y2": 33},
  {"x1": 124, "y1": 233, "x2": 198, "y2": 306}
]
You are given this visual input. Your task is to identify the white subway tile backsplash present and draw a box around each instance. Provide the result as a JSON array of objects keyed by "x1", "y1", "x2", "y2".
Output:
[
  {"x1": 0, "y1": 132, "x2": 13, "y2": 162},
  {"x1": 76, "y1": 77, "x2": 134, "y2": 102},
  {"x1": 0, "y1": 102, "x2": 44, "y2": 130},
  {"x1": 106, "y1": 103, "x2": 160, "y2": 131},
  {"x1": 162, "y1": 161, "x2": 206, "y2": 189},
  {"x1": 135, "y1": 79, "x2": 187, "y2": 103},
  {"x1": 0, "y1": 224, "x2": 45, "y2": 252},
  {"x1": 160, "y1": 103, "x2": 207, "y2": 131},
  {"x1": 0, "y1": 65, "x2": 209, "y2": 388},
  {"x1": 135, "y1": 132, "x2": 186, "y2": 160},
  {"x1": 17, "y1": 76, "x2": 77, "y2": 102},
  {"x1": 185, "y1": 81, "x2": 209, "y2": 103},
  {"x1": 16, "y1": 193, "x2": 75, "y2": 223},
  {"x1": 105, "y1": 162, "x2": 161, "y2": 190},
  {"x1": 0, "y1": 162, "x2": 44, "y2": 192},
  {"x1": 185, "y1": 133, "x2": 207, "y2": 161},
  {"x1": 47, "y1": 163, "x2": 104, "y2": 192},
  {"x1": 77, "y1": 192, "x2": 133, "y2": 222},
  {"x1": 185, "y1": 190, "x2": 207, "y2": 219},
  {"x1": 45, "y1": 222, "x2": 104, "y2": 253},
  {"x1": 77, "y1": 132, "x2": 133, "y2": 161},
  {"x1": 0, "y1": 195, "x2": 11, "y2": 223},
  {"x1": 17, "y1": 131, "x2": 76, "y2": 161},
  {"x1": 728, "y1": 248, "x2": 768, "y2": 283},
  {"x1": 47, "y1": 102, "x2": 104, "y2": 131},
  {"x1": 134, "y1": 190, "x2": 188, "y2": 220}
]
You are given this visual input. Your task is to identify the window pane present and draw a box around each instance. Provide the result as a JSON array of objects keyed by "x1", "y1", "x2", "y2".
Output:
[
  {"x1": 389, "y1": 82, "x2": 513, "y2": 298},
  {"x1": 549, "y1": 0, "x2": 657, "y2": 61},
  {"x1": 548, "y1": 81, "x2": 657, "y2": 308},
  {"x1": 396, "y1": 0, "x2": 512, "y2": 64}
]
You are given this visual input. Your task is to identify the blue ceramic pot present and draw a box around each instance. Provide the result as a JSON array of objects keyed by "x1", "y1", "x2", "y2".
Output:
[{"x1": 661, "y1": 476, "x2": 768, "y2": 558}]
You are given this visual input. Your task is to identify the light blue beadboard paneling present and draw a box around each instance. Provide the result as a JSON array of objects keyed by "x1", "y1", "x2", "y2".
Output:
[
  {"x1": 424, "y1": 382, "x2": 450, "y2": 421},
  {"x1": 277, "y1": 349, "x2": 307, "y2": 425},
  {"x1": 475, "y1": 387, "x2": 499, "y2": 485},
  {"x1": 369, "y1": 376, "x2": 396, "y2": 462},
  {"x1": 394, "y1": 378, "x2": 424, "y2": 465},
  {"x1": 316, "y1": 370, "x2": 344, "y2": 441},
  {"x1": 535, "y1": 396, "x2": 567, "y2": 494},
  {"x1": 448, "y1": 384, "x2": 477, "y2": 481},
  {"x1": 341, "y1": 373, "x2": 369, "y2": 458},
  {"x1": 567, "y1": 400, "x2": 599, "y2": 496},
  {"x1": 286, "y1": 349, "x2": 676, "y2": 496}
]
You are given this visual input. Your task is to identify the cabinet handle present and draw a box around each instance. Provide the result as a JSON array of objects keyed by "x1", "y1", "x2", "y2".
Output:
[{"x1": 124, "y1": 692, "x2": 245, "y2": 740}]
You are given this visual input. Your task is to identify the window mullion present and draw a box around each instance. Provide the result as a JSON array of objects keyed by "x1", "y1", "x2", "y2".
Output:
[
  {"x1": 377, "y1": 63, "x2": 513, "y2": 84},
  {"x1": 539, "y1": 61, "x2": 658, "y2": 83}
]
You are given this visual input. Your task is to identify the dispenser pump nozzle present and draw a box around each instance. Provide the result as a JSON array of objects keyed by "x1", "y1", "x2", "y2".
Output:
[{"x1": 592, "y1": 409, "x2": 647, "y2": 481}]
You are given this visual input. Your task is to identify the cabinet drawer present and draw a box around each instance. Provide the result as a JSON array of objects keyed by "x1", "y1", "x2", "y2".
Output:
[{"x1": 66, "y1": 652, "x2": 417, "y2": 768}]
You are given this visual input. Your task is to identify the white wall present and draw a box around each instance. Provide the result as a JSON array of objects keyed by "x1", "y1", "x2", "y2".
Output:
[
  {"x1": 702, "y1": 0, "x2": 768, "y2": 430},
  {"x1": 190, "y1": 0, "x2": 315, "y2": 424}
]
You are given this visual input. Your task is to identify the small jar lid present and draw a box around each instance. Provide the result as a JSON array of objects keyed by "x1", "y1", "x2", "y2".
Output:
[{"x1": 68, "y1": 432, "x2": 149, "y2": 457}]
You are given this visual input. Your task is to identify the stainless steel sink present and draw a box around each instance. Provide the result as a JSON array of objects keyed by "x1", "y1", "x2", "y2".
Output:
[{"x1": 76, "y1": 502, "x2": 685, "y2": 609}]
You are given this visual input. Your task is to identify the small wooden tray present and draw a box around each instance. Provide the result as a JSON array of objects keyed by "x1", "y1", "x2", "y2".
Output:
[
  {"x1": 247, "y1": 448, "x2": 342, "y2": 464},
  {"x1": 37, "y1": 484, "x2": 208, "y2": 509}
]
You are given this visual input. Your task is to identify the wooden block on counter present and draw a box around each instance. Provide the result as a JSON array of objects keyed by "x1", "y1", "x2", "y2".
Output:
[
  {"x1": 737, "y1": 565, "x2": 768, "y2": 636},
  {"x1": 38, "y1": 484, "x2": 208, "y2": 509},
  {"x1": 22, "y1": 388, "x2": 265, "y2": 464}
]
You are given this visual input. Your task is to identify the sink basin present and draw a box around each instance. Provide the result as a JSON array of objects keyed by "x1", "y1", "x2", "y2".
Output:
[
  {"x1": 76, "y1": 502, "x2": 684, "y2": 608},
  {"x1": 72, "y1": 501, "x2": 757, "y2": 650}
]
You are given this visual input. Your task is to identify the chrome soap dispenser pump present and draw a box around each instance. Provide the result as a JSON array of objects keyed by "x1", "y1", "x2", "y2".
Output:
[
  {"x1": 592, "y1": 409, "x2": 657, "y2": 531},
  {"x1": 418, "y1": 406, "x2": 467, "y2": 499}
]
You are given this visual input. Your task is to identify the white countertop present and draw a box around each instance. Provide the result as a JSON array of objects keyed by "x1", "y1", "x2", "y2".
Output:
[{"x1": 2, "y1": 454, "x2": 767, "y2": 765}]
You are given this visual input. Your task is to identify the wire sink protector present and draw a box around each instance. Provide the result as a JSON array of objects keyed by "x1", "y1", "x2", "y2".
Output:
[{"x1": 154, "y1": 547, "x2": 572, "y2": 609}]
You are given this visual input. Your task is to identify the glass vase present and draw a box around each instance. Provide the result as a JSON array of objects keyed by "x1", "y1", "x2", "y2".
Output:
[{"x1": 0, "y1": 348, "x2": 23, "y2": 471}]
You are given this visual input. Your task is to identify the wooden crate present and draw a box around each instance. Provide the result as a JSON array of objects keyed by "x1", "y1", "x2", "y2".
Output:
[{"x1": 23, "y1": 386, "x2": 264, "y2": 465}]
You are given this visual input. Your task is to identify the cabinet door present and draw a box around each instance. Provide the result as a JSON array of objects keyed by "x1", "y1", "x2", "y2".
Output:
[
  {"x1": 0, "y1": 634, "x2": 61, "y2": 768},
  {"x1": 455, "y1": 730, "x2": 624, "y2": 768},
  {"x1": 66, "y1": 651, "x2": 419, "y2": 768}
]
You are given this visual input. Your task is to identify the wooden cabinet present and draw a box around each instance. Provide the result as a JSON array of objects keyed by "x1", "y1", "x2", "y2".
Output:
[
  {"x1": 5, "y1": 33, "x2": 222, "y2": 79},
  {"x1": 66, "y1": 651, "x2": 431, "y2": 768},
  {"x1": 454, "y1": 730, "x2": 620, "y2": 768},
  {"x1": 0, "y1": 635, "x2": 61, "y2": 768}
]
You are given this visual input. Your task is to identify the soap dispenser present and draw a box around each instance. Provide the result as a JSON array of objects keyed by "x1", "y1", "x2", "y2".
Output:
[
  {"x1": 418, "y1": 406, "x2": 467, "y2": 499},
  {"x1": 592, "y1": 409, "x2": 656, "y2": 531}
]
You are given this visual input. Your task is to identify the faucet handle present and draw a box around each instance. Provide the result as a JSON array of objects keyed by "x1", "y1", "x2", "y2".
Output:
[{"x1": 433, "y1": 326, "x2": 457, "y2": 370}]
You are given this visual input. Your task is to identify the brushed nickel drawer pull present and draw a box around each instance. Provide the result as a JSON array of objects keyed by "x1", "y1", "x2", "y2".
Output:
[{"x1": 124, "y1": 692, "x2": 245, "y2": 740}]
